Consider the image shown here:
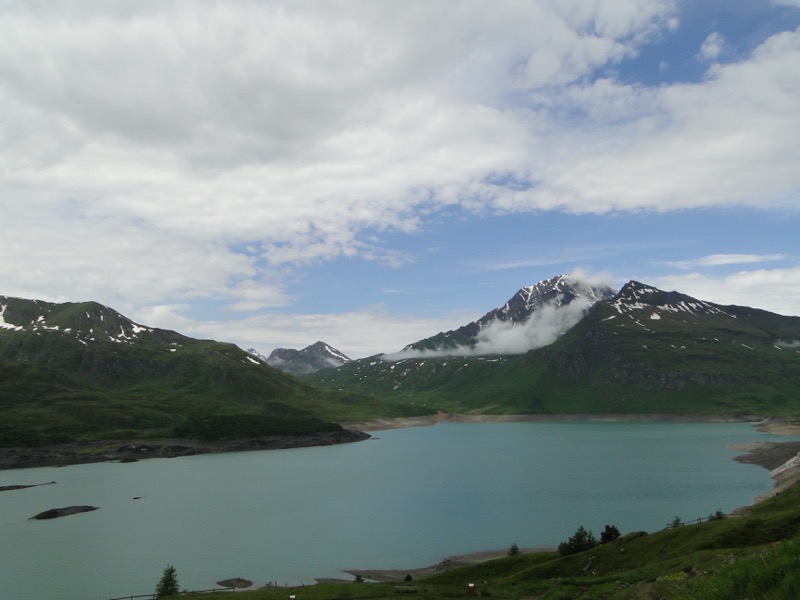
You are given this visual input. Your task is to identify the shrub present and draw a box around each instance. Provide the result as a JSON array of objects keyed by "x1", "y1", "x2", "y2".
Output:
[
  {"x1": 600, "y1": 524, "x2": 621, "y2": 545},
  {"x1": 558, "y1": 525, "x2": 598, "y2": 556}
]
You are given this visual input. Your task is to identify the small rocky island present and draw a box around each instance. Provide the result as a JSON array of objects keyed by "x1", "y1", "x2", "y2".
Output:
[{"x1": 30, "y1": 505, "x2": 99, "y2": 520}]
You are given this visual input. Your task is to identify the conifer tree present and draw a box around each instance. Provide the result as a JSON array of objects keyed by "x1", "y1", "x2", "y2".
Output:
[{"x1": 155, "y1": 565, "x2": 179, "y2": 598}]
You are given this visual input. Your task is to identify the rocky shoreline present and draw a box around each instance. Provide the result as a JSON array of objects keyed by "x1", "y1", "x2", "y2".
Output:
[
  {"x1": 0, "y1": 429, "x2": 370, "y2": 471},
  {"x1": 342, "y1": 412, "x2": 775, "y2": 432}
]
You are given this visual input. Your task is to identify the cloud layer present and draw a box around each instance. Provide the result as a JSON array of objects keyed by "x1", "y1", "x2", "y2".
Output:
[{"x1": 2, "y1": 1, "x2": 799, "y2": 355}]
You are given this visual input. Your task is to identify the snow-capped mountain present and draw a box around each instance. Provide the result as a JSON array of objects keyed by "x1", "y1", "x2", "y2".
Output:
[
  {"x1": 494, "y1": 274, "x2": 616, "y2": 323},
  {"x1": 261, "y1": 341, "x2": 351, "y2": 376},
  {"x1": 403, "y1": 274, "x2": 615, "y2": 354},
  {"x1": 0, "y1": 295, "x2": 185, "y2": 348},
  {"x1": 608, "y1": 281, "x2": 733, "y2": 320},
  {"x1": 0, "y1": 295, "x2": 368, "y2": 448},
  {"x1": 307, "y1": 278, "x2": 800, "y2": 417}
]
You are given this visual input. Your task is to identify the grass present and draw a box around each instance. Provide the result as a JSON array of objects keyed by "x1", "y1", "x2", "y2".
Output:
[
  {"x1": 156, "y1": 480, "x2": 800, "y2": 600},
  {"x1": 0, "y1": 328, "x2": 432, "y2": 447}
]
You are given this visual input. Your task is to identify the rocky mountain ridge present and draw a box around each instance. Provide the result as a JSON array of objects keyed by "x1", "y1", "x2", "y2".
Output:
[
  {"x1": 403, "y1": 274, "x2": 615, "y2": 353},
  {"x1": 254, "y1": 341, "x2": 351, "y2": 376}
]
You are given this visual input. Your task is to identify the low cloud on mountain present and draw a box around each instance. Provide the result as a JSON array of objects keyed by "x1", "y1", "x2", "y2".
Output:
[{"x1": 385, "y1": 295, "x2": 594, "y2": 360}]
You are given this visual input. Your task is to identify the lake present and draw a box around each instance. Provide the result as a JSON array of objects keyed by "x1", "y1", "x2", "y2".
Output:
[{"x1": 0, "y1": 421, "x2": 789, "y2": 600}]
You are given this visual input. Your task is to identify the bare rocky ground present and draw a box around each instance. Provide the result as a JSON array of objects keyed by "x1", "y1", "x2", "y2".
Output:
[
  {"x1": 732, "y1": 419, "x2": 800, "y2": 502},
  {"x1": 343, "y1": 412, "x2": 773, "y2": 432}
]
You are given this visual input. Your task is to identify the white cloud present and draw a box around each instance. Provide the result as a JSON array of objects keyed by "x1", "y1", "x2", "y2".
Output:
[
  {"x1": 2, "y1": 1, "x2": 799, "y2": 353},
  {"x1": 0, "y1": 1, "x2": 684, "y2": 310},
  {"x1": 697, "y1": 32, "x2": 726, "y2": 62},
  {"x1": 502, "y1": 27, "x2": 800, "y2": 214},
  {"x1": 134, "y1": 302, "x2": 479, "y2": 360},
  {"x1": 660, "y1": 253, "x2": 787, "y2": 269},
  {"x1": 475, "y1": 296, "x2": 594, "y2": 353}
]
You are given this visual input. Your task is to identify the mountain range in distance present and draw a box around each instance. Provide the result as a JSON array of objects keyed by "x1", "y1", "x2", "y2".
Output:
[
  {"x1": 302, "y1": 275, "x2": 800, "y2": 417},
  {"x1": 262, "y1": 274, "x2": 614, "y2": 375},
  {"x1": 2, "y1": 273, "x2": 800, "y2": 449},
  {"x1": 250, "y1": 341, "x2": 352, "y2": 377}
]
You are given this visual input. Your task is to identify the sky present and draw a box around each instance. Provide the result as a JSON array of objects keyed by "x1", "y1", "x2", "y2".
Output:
[{"x1": 2, "y1": 0, "x2": 799, "y2": 359}]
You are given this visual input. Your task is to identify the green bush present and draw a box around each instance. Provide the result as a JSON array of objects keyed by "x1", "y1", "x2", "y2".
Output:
[
  {"x1": 558, "y1": 525, "x2": 598, "y2": 556},
  {"x1": 599, "y1": 524, "x2": 620, "y2": 544}
]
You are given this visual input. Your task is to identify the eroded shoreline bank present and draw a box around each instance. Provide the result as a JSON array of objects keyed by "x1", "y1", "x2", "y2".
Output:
[
  {"x1": 0, "y1": 429, "x2": 370, "y2": 471},
  {"x1": 341, "y1": 412, "x2": 787, "y2": 432}
]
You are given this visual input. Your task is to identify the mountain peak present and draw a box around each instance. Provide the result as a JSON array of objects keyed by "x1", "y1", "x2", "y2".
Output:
[
  {"x1": 498, "y1": 274, "x2": 615, "y2": 321},
  {"x1": 612, "y1": 281, "x2": 730, "y2": 318},
  {"x1": 262, "y1": 341, "x2": 351, "y2": 376},
  {"x1": 404, "y1": 274, "x2": 616, "y2": 355}
]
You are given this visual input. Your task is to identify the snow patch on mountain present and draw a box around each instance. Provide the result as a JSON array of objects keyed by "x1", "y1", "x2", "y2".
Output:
[
  {"x1": 611, "y1": 282, "x2": 732, "y2": 318},
  {"x1": 0, "y1": 295, "x2": 157, "y2": 345},
  {"x1": 0, "y1": 304, "x2": 23, "y2": 331}
]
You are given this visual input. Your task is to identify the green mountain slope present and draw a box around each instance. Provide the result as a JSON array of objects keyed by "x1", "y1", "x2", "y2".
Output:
[
  {"x1": 306, "y1": 281, "x2": 800, "y2": 416},
  {"x1": 0, "y1": 296, "x2": 424, "y2": 446}
]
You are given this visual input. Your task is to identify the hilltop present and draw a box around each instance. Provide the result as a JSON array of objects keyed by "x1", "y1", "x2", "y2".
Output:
[{"x1": 255, "y1": 341, "x2": 351, "y2": 376}]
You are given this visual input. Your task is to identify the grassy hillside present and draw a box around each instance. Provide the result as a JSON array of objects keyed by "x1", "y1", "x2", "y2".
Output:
[
  {"x1": 0, "y1": 297, "x2": 428, "y2": 446},
  {"x1": 159, "y1": 478, "x2": 800, "y2": 599}
]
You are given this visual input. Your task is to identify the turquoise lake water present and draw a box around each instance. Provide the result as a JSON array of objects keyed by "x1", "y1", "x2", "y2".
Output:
[{"x1": 0, "y1": 421, "x2": 790, "y2": 600}]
